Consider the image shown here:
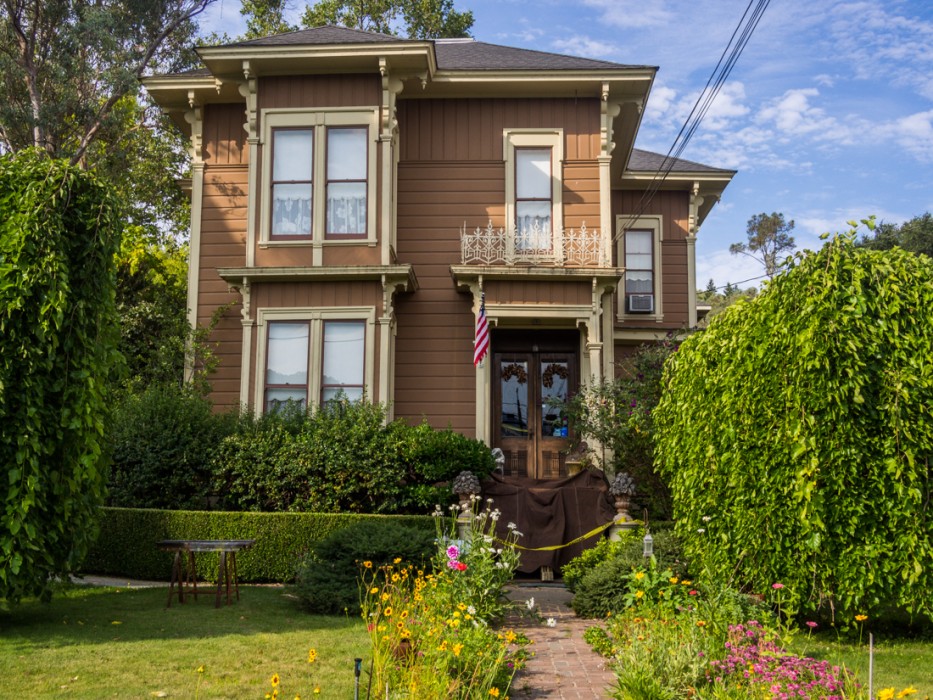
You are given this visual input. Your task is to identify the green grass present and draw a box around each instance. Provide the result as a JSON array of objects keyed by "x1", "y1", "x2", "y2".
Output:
[
  {"x1": 0, "y1": 584, "x2": 368, "y2": 699},
  {"x1": 792, "y1": 631, "x2": 933, "y2": 698}
]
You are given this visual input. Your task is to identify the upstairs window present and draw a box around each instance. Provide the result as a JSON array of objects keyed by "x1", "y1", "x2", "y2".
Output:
[
  {"x1": 617, "y1": 216, "x2": 663, "y2": 318},
  {"x1": 271, "y1": 129, "x2": 314, "y2": 238},
  {"x1": 326, "y1": 127, "x2": 367, "y2": 238},
  {"x1": 261, "y1": 109, "x2": 378, "y2": 246},
  {"x1": 515, "y1": 148, "x2": 552, "y2": 249}
]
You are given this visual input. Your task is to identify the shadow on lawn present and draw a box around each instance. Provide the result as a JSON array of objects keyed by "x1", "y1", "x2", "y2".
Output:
[{"x1": 0, "y1": 584, "x2": 359, "y2": 646}]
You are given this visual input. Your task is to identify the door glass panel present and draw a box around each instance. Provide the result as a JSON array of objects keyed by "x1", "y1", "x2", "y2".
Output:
[
  {"x1": 500, "y1": 360, "x2": 529, "y2": 438},
  {"x1": 540, "y1": 361, "x2": 569, "y2": 437}
]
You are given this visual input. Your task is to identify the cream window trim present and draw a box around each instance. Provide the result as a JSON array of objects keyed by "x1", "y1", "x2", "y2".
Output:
[
  {"x1": 254, "y1": 306, "x2": 376, "y2": 411},
  {"x1": 259, "y1": 108, "x2": 379, "y2": 249},
  {"x1": 503, "y1": 128, "x2": 564, "y2": 239},
  {"x1": 616, "y1": 214, "x2": 664, "y2": 322}
]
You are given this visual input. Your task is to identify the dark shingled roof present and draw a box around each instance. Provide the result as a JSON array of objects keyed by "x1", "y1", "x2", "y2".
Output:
[
  {"x1": 216, "y1": 25, "x2": 405, "y2": 47},
  {"x1": 202, "y1": 26, "x2": 652, "y2": 72},
  {"x1": 434, "y1": 39, "x2": 651, "y2": 72},
  {"x1": 628, "y1": 148, "x2": 736, "y2": 174}
]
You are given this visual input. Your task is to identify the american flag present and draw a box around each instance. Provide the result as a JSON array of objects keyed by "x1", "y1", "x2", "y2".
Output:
[{"x1": 473, "y1": 292, "x2": 490, "y2": 367}]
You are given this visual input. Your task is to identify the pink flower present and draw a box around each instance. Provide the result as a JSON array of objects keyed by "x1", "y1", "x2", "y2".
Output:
[
  {"x1": 772, "y1": 583, "x2": 784, "y2": 590},
  {"x1": 447, "y1": 559, "x2": 459, "y2": 569},
  {"x1": 447, "y1": 545, "x2": 460, "y2": 559},
  {"x1": 806, "y1": 621, "x2": 818, "y2": 629}
]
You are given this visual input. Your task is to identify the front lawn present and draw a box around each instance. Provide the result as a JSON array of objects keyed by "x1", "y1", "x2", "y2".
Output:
[{"x1": 0, "y1": 584, "x2": 368, "y2": 698}]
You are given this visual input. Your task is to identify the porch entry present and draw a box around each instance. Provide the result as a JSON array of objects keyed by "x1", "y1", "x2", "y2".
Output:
[{"x1": 492, "y1": 330, "x2": 578, "y2": 479}]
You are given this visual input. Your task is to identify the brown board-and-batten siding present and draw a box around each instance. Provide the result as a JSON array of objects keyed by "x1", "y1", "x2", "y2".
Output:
[
  {"x1": 393, "y1": 98, "x2": 602, "y2": 436},
  {"x1": 612, "y1": 189, "x2": 691, "y2": 329},
  {"x1": 201, "y1": 103, "x2": 249, "y2": 410}
]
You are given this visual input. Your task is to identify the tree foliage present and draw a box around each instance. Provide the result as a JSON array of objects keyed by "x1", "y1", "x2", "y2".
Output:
[
  {"x1": 655, "y1": 220, "x2": 933, "y2": 623},
  {"x1": 857, "y1": 212, "x2": 933, "y2": 258},
  {"x1": 299, "y1": 0, "x2": 472, "y2": 38},
  {"x1": 729, "y1": 212, "x2": 796, "y2": 278},
  {"x1": 560, "y1": 337, "x2": 678, "y2": 519},
  {"x1": 0, "y1": 151, "x2": 121, "y2": 603}
]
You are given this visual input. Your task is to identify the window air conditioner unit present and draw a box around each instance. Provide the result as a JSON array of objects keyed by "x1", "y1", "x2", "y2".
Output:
[{"x1": 628, "y1": 294, "x2": 654, "y2": 313}]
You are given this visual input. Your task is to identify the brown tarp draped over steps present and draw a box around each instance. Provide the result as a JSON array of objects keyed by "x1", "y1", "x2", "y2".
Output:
[{"x1": 483, "y1": 469, "x2": 616, "y2": 574}]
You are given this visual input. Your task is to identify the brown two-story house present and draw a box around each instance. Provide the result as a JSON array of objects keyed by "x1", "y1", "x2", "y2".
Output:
[{"x1": 145, "y1": 26, "x2": 734, "y2": 481}]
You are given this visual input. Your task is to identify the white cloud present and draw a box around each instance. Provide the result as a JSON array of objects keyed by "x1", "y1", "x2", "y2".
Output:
[
  {"x1": 756, "y1": 88, "x2": 840, "y2": 137},
  {"x1": 550, "y1": 35, "x2": 618, "y2": 58},
  {"x1": 881, "y1": 110, "x2": 933, "y2": 162},
  {"x1": 580, "y1": 0, "x2": 674, "y2": 29},
  {"x1": 695, "y1": 248, "x2": 767, "y2": 292},
  {"x1": 644, "y1": 85, "x2": 677, "y2": 122}
]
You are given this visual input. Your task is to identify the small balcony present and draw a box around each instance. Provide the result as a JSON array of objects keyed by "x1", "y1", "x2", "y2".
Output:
[{"x1": 460, "y1": 221, "x2": 611, "y2": 268}]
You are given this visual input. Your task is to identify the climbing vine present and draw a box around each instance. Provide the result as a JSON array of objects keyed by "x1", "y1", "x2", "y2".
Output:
[
  {"x1": 654, "y1": 220, "x2": 933, "y2": 622},
  {"x1": 0, "y1": 150, "x2": 121, "y2": 603}
]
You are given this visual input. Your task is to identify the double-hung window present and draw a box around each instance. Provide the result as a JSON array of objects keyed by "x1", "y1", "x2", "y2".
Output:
[
  {"x1": 617, "y1": 215, "x2": 663, "y2": 318},
  {"x1": 261, "y1": 110, "x2": 378, "y2": 245},
  {"x1": 504, "y1": 129, "x2": 563, "y2": 254},
  {"x1": 260, "y1": 309, "x2": 374, "y2": 413}
]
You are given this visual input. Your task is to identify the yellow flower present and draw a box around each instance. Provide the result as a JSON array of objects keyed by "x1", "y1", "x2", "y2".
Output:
[
  {"x1": 489, "y1": 689, "x2": 500, "y2": 697},
  {"x1": 383, "y1": 607, "x2": 393, "y2": 617},
  {"x1": 878, "y1": 689, "x2": 895, "y2": 700},
  {"x1": 452, "y1": 643, "x2": 464, "y2": 657},
  {"x1": 313, "y1": 687, "x2": 321, "y2": 695},
  {"x1": 391, "y1": 574, "x2": 400, "y2": 582},
  {"x1": 669, "y1": 577, "x2": 679, "y2": 584},
  {"x1": 196, "y1": 665, "x2": 205, "y2": 673},
  {"x1": 271, "y1": 673, "x2": 280, "y2": 687},
  {"x1": 635, "y1": 590, "x2": 644, "y2": 599},
  {"x1": 856, "y1": 614, "x2": 868, "y2": 622},
  {"x1": 896, "y1": 689, "x2": 918, "y2": 698},
  {"x1": 370, "y1": 587, "x2": 379, "y2": 594},
  {"x1": 504, "y1": 630, "x2": 517, "y2": 643},
  {"x1": 634, "y1": 572, "x2": 645, "y2": 580},
  {"x1": 381, "y1": 593, "x2": 390, "y2": 601},
  {"x1": 363, "y1": 561, "x2": 372, "y2": 568},
  {"x1": 394, "y1": 557, "x2": 402, "y2": 564},
  {"x1": 308, "y1": 649, "x2": 317, "y2": 664},
  {"x1": 696, "y1": 620, "x2": 706, "y2": 627},
  {"x1": 681, "y1": 580, "x2": 693, "y2": 585},
  {"x1": 458, "y1": 603, "x2": 467, "y2": 611}
]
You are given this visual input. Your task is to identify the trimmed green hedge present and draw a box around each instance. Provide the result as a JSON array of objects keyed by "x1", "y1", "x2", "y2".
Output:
[{"x1": 83, "y1": 507, "x2": 435, "y2": 583}]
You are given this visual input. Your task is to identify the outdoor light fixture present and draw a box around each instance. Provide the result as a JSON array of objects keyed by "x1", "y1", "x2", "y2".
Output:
[
  {"x1": 354, "y1": 658, "x2": 362, "y2": 700},
  {"x1": 643, "y1": 531, "x2": 653, "y2": 558}
]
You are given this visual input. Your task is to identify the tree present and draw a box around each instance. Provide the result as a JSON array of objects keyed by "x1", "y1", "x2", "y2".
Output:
[
  {"x1": 241, "y1": 0, "x2": 296, "y2": 39},
  {"x1": 0, "y1": 0, "x2": 214, "y2": 166},
  {"x1": 300, "y1": 0, "x2": 472, "y2": 38},
  {"x1": 655, "y1": 220, "x2": 933, "y2": 623},
  {"x1": 729, "y1": 212, "x2": 796, "y2": 278},
  {"x1": 857, "y1": 212, "x2": 933, "y2": 258},
  {"x1": 0, "y1": 151, "x2": 121, "y2": 603}
]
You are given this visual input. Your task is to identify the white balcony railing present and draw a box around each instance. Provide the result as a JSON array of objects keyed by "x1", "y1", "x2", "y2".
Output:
[{"x1": 460, "y1": 221, "x2": 611, "y2": 267}]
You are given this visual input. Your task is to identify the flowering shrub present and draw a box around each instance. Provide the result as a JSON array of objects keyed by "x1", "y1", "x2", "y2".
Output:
[{"x1": 360, "y1": 499, "x2": 528, "y2": 697}]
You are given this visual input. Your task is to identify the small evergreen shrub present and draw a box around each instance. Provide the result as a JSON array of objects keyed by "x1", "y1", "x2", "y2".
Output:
[
  {"x1": 108, "y1": 383, "x2": 237, "y2": 509},
  {"x1": 294, "y1": 520, "x2": 436, "y2": 615}
]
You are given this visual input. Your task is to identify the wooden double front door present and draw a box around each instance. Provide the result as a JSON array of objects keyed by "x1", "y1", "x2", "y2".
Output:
[{"x1": 492, "y1": 331, "x2": 578, "y2": 480}]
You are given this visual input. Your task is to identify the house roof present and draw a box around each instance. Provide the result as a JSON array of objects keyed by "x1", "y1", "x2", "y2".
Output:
[
  {"x1": 628, "y1": 148, "x2": 736, "y2": 175},
  {"x1": 201, "y1": 26, "x2": 654, "y2": 73}
]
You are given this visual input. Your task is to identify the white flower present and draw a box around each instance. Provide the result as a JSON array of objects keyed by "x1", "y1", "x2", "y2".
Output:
[
  {"x1": 507, "y1": 522, "x2": 517, "y2": 530},
  {"x1": 487, "y1": 498, "x2": 494, "y2": 505},
  {"x1": 513, "y1": 531, "x2": 524, "y2": 538},
  {"x1": 701, "y1": 515, "x2": 712, "y2": 522},
  {"x1": 546, "y1": 617, "x2": 557, "y2": 628},
  {"x1": 490, "y1": 509, "x2": 501, "y2": 522},
  {"x1": 467, "y1": 605, "x2": 476, "y2": 615},
  {"x1": 525, "y1": 597, "x2": 535, "y2": 611},
  {"x1": 697, "y1": 528, "x2": 706, "y2": 534}
]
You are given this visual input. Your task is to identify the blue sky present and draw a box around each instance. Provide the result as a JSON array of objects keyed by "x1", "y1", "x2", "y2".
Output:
[{"x1": 200, "y1": 0, "x2": 933, "y2": 289}]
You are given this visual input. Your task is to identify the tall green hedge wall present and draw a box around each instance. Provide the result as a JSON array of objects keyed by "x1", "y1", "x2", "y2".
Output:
[{"x1": 83, "y1": 507, "x2": 435, "y2": 583}]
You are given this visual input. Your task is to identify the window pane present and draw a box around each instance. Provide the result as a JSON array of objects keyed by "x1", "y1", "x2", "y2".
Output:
[
  {"x1": 626, "y1": 253, "x2": 652, "y2": 270},
  {"x1": 516, "y1": 200, "x2": 551, "y2": 248},
  {"x1": 625, "y1": 271, "x2": 653, "y2": 294},
  {"x1": 272, "y1": 183, "x2": 312, "y2": 236},
  {"x1": 273, "y1": 130, "x2": 313, "y2": 181},
  {"x1": 327, "y1": 128, "x2": 367, "y2": 180},
  {"x1": 322, "y1": 386, "x2": 364, "y2": 403},
  {"x1": 265, "y1": 388, "x2": 307, "y2": 413},
  {"x1": 322, "y1": 321, "x2": 365, "y2": 387},
  {"x1": 516, "y1": 149, "x2": 551, "y2": 199},
  {"x1": 540, "y1": 361, "x2": 569, "y2": 436},
  {"x1": 266, "y1": 322, "x2": 309, "y2": 384},
  {"x1": 327, "y1": 182, "x2": 366, "y2": 234},
  {"x1": 500, "y1": 360, "x2": 529, "y2": 438}
]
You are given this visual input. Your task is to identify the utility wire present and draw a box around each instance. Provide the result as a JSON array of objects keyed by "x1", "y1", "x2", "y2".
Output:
[{"x1": 617, "y1": 0, "x2": 772, "y2": 238}]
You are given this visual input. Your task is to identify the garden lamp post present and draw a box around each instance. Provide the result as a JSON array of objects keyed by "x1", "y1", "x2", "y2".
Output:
[{"x1": 643, "y1": 530, "x2": 653, "y2": 558}]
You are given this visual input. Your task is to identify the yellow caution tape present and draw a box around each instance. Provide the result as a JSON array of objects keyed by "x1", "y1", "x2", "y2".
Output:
[{"x1": 496, "y1": 519, "x2": 616, "y2": 552}]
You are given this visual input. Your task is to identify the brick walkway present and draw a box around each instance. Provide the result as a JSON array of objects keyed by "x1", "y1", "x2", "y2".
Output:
[{"x1": 505, "y1": 583, "x2": 617, "y2": 699}]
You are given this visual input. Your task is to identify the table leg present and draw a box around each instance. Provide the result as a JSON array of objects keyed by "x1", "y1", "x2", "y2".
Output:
[
  {"x1": 187, "y1": 550, "x2": 198, "y2": 601},
  {"x1": 166, "y1": 551, "x2": 181, "y2": 608},
  {"x1": 232, "y1": 552, "x2": 240, "y2": 601},
  {"x1": 215, "y1": 551, "x2": 227, "y2": 608}
]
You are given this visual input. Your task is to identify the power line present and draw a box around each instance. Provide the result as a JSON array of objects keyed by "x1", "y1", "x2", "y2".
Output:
[{"x1": 617, "y1": 0, "x2": 772, "y2": 237}]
